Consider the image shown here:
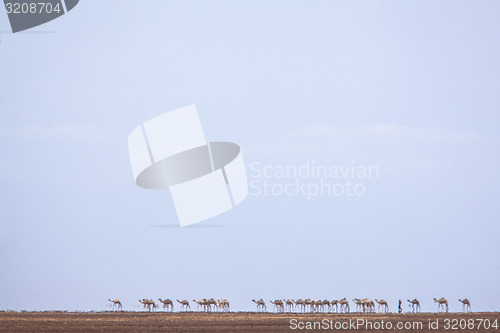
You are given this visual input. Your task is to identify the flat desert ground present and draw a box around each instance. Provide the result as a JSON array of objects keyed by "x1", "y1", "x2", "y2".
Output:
[{"x1": 0, "y1": 311, "x2": 498, "y2": 332}]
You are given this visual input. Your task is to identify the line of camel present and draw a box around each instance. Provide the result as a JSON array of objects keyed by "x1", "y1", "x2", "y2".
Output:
[
  {"x1": 108, "y1": 297, "x2": 471, "y2": 313},
  {"x1": 108, "y1": 298, "x2": 229, "y2": 312},
  {"x1": 252, "y1": 298, "x2": 471, "y2": 313}
]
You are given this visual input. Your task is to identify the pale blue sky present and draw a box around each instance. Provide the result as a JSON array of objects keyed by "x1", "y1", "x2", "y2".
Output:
[{"x1": 0, "y1": 1, "x2": 499, "y2": 312}]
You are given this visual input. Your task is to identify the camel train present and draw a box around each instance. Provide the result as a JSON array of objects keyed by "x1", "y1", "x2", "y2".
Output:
[
  {"x1": 107, "y1": 298, "x2": 230, "y2": 312},
  {"x1": 107, "y1": 297, "x2": 471, "y2": 313},
  {"x1": 251, "y1": 297, "x2": 471, "y2": 314}
]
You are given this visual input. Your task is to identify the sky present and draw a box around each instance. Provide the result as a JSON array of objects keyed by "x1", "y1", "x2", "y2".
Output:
[{"x1": 0, "y1": 0, "x2": 499, "y2": 313}]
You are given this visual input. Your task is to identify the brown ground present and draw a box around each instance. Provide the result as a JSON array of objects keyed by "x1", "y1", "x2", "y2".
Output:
[{"x1": 0, "y1": 311, "x2": 498, "y2": 332}]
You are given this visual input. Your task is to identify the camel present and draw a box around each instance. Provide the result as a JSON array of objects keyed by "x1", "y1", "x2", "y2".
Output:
[
  {"x1": 176, "y1": 299, "x2": 190, "y2": 312},
  {"x1": 283, "y1": 299, "x2": 294, "y2": 312},
  {"x1": 314, "y1": 300, "x2": 322, "y2": 313},
  {"x1": 270, "y1": 300, "x2": 285, "y2": 313},
  {"x1": 304, "y1": 299, "x2": 318, "y2": 313},
  {"x1": 434, "y1": 297, "x2": 449, "y2": 313},
  {"x1": 353, "y1": 298, "x2": 374, "y2": 313},
  {"x1": 459, "y1": 299, "x2": 471, "y2": 313},
  {"x1": 339, "y1": 298, "x2": 350, "y2": 313},
  {"x1": 138, "y1": 299, "x2": 157, "y2": 312},
  {"x1": 330, "y1": 300, "x2": 339, "y2": 313},
  {"x1": 353, "y1": 298, "x2": 362, "y2": 312},
  {"x1": 193, "y1": 299, "x2": 208, "y2": 312},
  {"x1": 306, "y1": 299, "x2": 316, "y2": 313},
  {"x1": 147, "y1": 299, "x2": 157, "y2": 311},
  {"x1": 293, "y1": 299, "x2": 305, "y2": 313},
  {"x1": 217, "y1": 299, "x2": 230, "y2": 312},
  {"x1": 138, "y1": 299, "x2": 148, "y2": 311},
  {"x1": 108, "y1": 299, "x2": 122, "y2": 311},
  {"x1": 206, "y1": 298, "x2": 217, "y2": 312},
  {"x1": 149, "y1": 299, "x2": 158, "y2": 311},
  {"x1": 310, "y1": 300, "x2": 320, "y2": 313},
  {"x1": 407, "y1": 299, "x2": 420, "y2": 313},
  {"x1": 313, "y1": 299, "x2": 324, "y2": 313},
  {"x1": 316, "y1": 300, "x2": 324, "y2": 313},
  {"x1": 303, "y1": 299, "x2": 312, "y2": 313},
  {"x1": 320, "y1": 300, "x2": 331, "y2": 313},
  {"x1": 278, "y1": 300, "x2": 286, "y2": 313},
  {"x1": 375, "y1": 299, "x2": 389, "y2": 313},
  {"x1": 223, "y1": 299, "x2": 230, "y2": 312},
  {"x1": 368, "y1": 300, "x2": 375, "y2": 312},
  {"x1": 158, "y1": 299, "x2": 173, "y2": 312},
  {"x1": 353, "y1": 298, "x2": 368, "y2": 312},
  {"x1": 252, "y1": 299, "x2": 266, "y2": 312}
]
